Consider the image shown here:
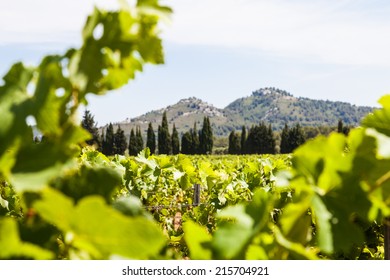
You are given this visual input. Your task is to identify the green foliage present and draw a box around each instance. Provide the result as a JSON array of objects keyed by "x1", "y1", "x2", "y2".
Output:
[
  {"x1": 0, "y1": 0, "x2": 389, "y2": 262},
  {"x1": 0, "y1": 0, "x2": 171, "y2": 260},
  {"x1": 0, "y1": 218, "x2": 54, "y2": 260},
  {"x1": 228, "y1": 130, "x2": 241, "y2": 154},
  {"x1": 191, "y1": 122, "x2": 200, "y2": 154},
  {"x1": 280, "y1": 123, "x2": 305, "y2": 154},
  {"x1": 200, "y1": 117, "x2": 213, "y2": 154},
  {"x1": 273, "y1": 97, "x2": 390, "y2": 258},
  {"x1": 181, "y1": 131, "x2": 193, "y2": 155},
  {"x1": 114, "y1": 125, "x2": 127, "y2": 155},
  {"x1": 136, "y1": 126, "x2": 144, "y2": 154},
  {"x1": 280, "y1": 124, "x2": 290, "y2": 153},
  {"x1": 102, "y1": 123, "x2": 115, "y2": 156},
  {"x1": 33, "y1": 188, "x2": 165, "y2": 259},
  {"x1": 241, "y1": 126, "x2": 247, "y2": 154},
  {"x1": 171, "y1": 124, "x2": 180, "y2": 155},
  {"x1": 244, "y1": 122, "x2": 275, "y2": 154},
  {"x1": 337, "y1": 119, "x2": 343, "y2": 133},
  {"x1": 146, "y1": 122, "x2": 156, "y2": 154},
  {"x1": 180, "y1": 121, "x2": 207, "y2": 155},
  {"x1": 288, "y1": 124, "x2": 305, "y2": 152},
  {"x1": 362, "y1": 95, "x2": 390, "y2": 136},
  {"x1": 128, "y1": 126, "x2": 143, "y2": 156},
  {"x1": 226, "y1": 87, "x2": 372, "y2": 131},
  {"x1": 158, "y1": 111, "x2": 171, "y2": 155},
  {"x1": 128, "y1": 128, "x2": 137, "y2": 156},
  {"x1": 81, "y1": 110, "x2": 101, "y2": 150},
  {"x1": 116, "y1": 87, "x2": 371, "y2": 138},
  {"x1": 51, "y1": 155, "x2": 122, "y2": 203}
]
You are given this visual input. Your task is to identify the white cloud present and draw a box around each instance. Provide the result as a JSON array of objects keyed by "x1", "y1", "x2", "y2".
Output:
[
  {"x1": 0, "y1": 0, "x2": 119, "y2": 45},
  {"x1": 164, "y1": 0, "x2": 390, "y2": 66},
  {"x1": 1, "y1": 0, "x2": 390, "y2": 66}
]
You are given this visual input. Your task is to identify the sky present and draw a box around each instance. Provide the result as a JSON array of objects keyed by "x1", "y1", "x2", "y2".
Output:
[{"x1": 1, "y1": 0, "x2": 390, "y2": 126}]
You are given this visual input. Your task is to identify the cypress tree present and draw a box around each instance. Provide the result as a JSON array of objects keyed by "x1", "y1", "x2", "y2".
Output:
[
  {"x1": 337, "y1": 119, "x2": 343, "y2": 133},
  {"x1": 245, "y1": 125, "x2": 256, "y2": 154},
  {"x1": 240, "y1": 126, "x2": 246, "y2": 154},
  {"x1": 171, "y1": 124, "x2": 180, "y2": 155},
  {"x1": 181, "y1": 131, "x2": 193, "y2": 154},
  {"x1": 228, "y1": 130, "x2": 241, "y2": 154},
  {"x1": 200, "y1": 117, "x2": 213, "y2": 154},
  {"x1": 146, "y1": 122, "x2": 156, "y2": 154},
  {"x1": 245, "y1": 122, "x2": 274, "y2": 154},
  {"x1": 100, "y1": 130, "x2": 105, "y2": 152},
  {"x1": 191, "y1": 122, "x2": 200, "y2": 154},
  {"x1": 158, "y1": 125, "x2": 161, "y2": 153},
  {"x1": 158, "y1": 111, "x2": 171, "y2": 155},
  {"x1": 265, "y1": 124, "x2": 276, "y2": 154},
  {"x1": 289, "y1": 123, "x2": 305, "y2": 152},
  {"x1": 114, "y1": 125, "x2": 127, "y2": 155},
  {"x1": 81, "y1": 110, "x2": 101, "y2": 150},
  {"x1": 135, "y1": 126, "x2": 144, "y2": 153},
  {"x1": 342, "y1": 126, "x2": 351, "y2": 136},
  {"x1": 102, "y1": 123, "x2": 115, "y2": 156},
  {"x1": 246, "y1": 124, "x2": 262, "y2": 154},
  {"x1": 338, "y1": 119, "x2": 350, "y2": 135},
  {"x1": 258, "y1": 122, "x2": 267, "y2": 154},
  {"x1": 128, "y1": 128, "x2": 138, "y2": 156},
  {"x1": 280, "y1": 124, "x2": 290, "y2": 154}
]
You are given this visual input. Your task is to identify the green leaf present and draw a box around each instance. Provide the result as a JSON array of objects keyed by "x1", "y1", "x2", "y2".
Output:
[
  {"x1": 212, "y1": 204, "x2": 254, "y2": 259},
  {"x1": 292, "y1": 133, "x2": 350, "y2": 193},
  {"x1": 365, "y1": 128, "x2": 390, "y2": 159},
  {"x1": 32, "y1": 55, "x2": 72, "y2": 136},
  {"x1": 311, "y1": 195, "x2": 333, "y2": 254},
  {"x1": 274, "y1": 227, "x2": 318, "y2": 260},
  {"x1": 68, "y1": 4, "x2": 170, "y2": 98},
  {"x1": 33, "y1": 188, "x2": 74, "y2": 231},
  {"x1": 71, "y1": 197, "x2": 166, "y2": 259},
  {"x1": 279, "y1": 192, "x2": 312, "y2": 245},
  {"x1": 135, "y1": 149, "x2": 158, "y2": 170},
  {"x1": 112, "y1": 195, "x2": 146, "y2": 217},
  {"x1": 0, "y1": 217, "x2": 54, "y2": 260},
  {"x1": 183, "y1": 221, "x2": 212, "y2": 260},
  {"x1": 0, "y1": 63, "x2": 34, "y2": 176},
  {"x1": 10, "y1": 160, "x2": 75, "y2": 193},
  {"x1": 51, "y1": 164, "x2": 122, "y2": 203},
  {"x1": 34, "y1": 189, "x2": 166, "y2": 259},
  {"x1": 362, "y1": 95, "x2": 390, "y2": 137},
  {"x1": 212, "y1": 190, "x2": 272, "y2": 259},
  {"x1": 245, "y1": 244, "x2": 268, "y2": 260},
  {"x1": 9, "y1": 123, "x2": 89, "y2": 193},
  {"x1": 246, "y1": 189, "x2": 274, "y2": 228},
  {"x1": 212, "y1": 218, "x2": 253, "y2": 259}
]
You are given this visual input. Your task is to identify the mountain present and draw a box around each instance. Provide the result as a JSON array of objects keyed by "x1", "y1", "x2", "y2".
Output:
[
  {"x1": 224, "y1": 88, "x2": 373, "y2": 131},
  {"x1": 105, "y1": 97, "x2": 231, "y2": 138},
  {"x1": 102, "y1": 88, "x2": 373, "y2": 138}
]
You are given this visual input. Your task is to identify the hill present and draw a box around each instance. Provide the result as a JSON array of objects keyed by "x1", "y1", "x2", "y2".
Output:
[
  {"x1": 104, "y1": 97, "x2": 231, "y2": 138},
  {"x1": 101, "y1": 88, "x2": 373, "y2": 139},
  {"x1": 224, "y1": 88, "x2": 373, "y2": 131}
]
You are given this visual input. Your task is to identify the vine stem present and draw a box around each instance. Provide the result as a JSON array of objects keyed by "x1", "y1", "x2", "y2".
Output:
[
  {"x1": 375, "y1": 171, "x2": 390, "y2": 189},
  {"x1": 385, "y1": 217, "x2": 390, "y2": 260}
]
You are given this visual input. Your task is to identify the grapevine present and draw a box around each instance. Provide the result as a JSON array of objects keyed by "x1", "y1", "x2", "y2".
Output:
[{"x1": 1, "y1": 0, "x2": 389, "y2": 260}]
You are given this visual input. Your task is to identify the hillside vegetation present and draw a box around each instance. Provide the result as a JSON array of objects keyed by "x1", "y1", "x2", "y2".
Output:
[{"x1": 105, "y1": 87, "x2": 373, "y2": 138}]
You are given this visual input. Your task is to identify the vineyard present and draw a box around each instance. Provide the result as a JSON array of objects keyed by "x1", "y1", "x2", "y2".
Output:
[
  {"x1": 1, "y1": 143, "x2": 389, "y2": 259},
  {"x1": 1, "y1": 0, "x2": 390, "y2": 260}
]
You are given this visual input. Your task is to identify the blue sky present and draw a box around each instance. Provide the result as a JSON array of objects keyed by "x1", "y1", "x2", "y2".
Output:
[{"x1": 1, "y1": 0, "x2": 390, "y2": 126}]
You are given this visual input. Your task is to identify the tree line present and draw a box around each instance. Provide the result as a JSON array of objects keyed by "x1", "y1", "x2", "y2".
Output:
[
  {"x1": 81, "y1": 110, "x2": 213, "y2": 156},
  {"x1": 81, "y1": 110, "x2": 351, "y2": 156},
  {"x1": 228, "y1": 119, "x2": 351, "y2": 155}
]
